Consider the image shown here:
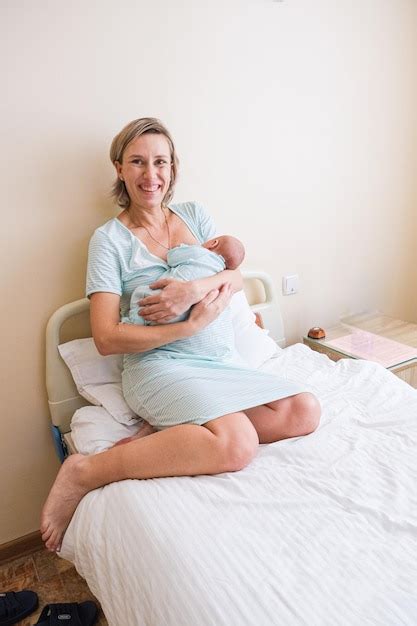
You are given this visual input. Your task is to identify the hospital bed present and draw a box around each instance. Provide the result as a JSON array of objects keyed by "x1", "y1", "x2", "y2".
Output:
[{"x1": 45, "y1": 272, "x2": 417, "y2": 626}]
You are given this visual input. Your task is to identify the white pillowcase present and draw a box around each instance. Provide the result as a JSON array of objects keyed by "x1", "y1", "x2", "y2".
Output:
[
  {"x1": 58, "y1": 338, "x2": 122, "y2": 394},
  {"x1": 59, "y1": 291, "x2": 280, "y2": 424},
  {"x1": 229, "y1": 291, "x2": 281, "y2": 368},
  {"x1": 82, "y1": 382, "x2": 139, "y2": 426},
  {"x1": 71, "y1": 405, "x2": 141, "y2": 455},
  {"x1": 58, "y1": 339, "x2": 136, "y2": 425}
]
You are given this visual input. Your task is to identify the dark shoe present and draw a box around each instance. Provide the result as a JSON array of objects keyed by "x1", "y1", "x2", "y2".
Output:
[
  {"x1": 34, "y1": 601, "x2": 97, "y2": 625},
  {"x1": 0, "y1": 590, "x2": 38, "y2": 625}
]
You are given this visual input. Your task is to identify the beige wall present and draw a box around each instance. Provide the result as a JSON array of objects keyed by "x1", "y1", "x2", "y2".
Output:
[{"x1": 1, "y1": 0, "x2": 416, "y2": 543}]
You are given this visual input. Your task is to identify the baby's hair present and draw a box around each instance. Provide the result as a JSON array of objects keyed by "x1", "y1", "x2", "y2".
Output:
[{"x1": 218, "y1": 236, "x2": 245, "y2": 270}]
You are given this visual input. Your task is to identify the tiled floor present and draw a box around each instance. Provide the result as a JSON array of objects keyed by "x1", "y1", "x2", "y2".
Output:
[{"x1": 0, "y1": 548, "x2": 108, "y2": 625}]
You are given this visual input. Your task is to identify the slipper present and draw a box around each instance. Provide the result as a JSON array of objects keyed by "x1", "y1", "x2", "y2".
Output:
[
  {"x1": 0, "y1": 590, "x2": 38, "y2": 625},
  {"x1": 34, "y1": 601, "x2": 97, "y2": 625}
]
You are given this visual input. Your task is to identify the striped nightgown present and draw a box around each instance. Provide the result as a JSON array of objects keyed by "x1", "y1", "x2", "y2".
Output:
[{"x1": 86, "y1": 201, "x2": 303, "y2": 430}]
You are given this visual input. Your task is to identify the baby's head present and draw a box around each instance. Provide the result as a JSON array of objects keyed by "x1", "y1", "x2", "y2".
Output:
[{"x1": 202, "y1": 235, "x2": 245, "y2": 270}]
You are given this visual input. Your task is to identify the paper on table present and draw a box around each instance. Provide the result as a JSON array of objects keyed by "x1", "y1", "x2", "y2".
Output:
[{"x1": 326, "y1": 329, "x2": 417, "y2": 368}]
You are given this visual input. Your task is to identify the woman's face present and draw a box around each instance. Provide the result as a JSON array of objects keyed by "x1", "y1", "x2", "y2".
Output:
[{"x1": 116, "y1": 133, "x2": 172, "y2": 211}]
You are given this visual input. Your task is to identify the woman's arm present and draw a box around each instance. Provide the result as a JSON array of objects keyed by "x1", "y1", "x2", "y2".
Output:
[
  {"x1": 90, "y1": 286, "x2": 232, "y2": 355},
  {"x1": 139, "y1": 269, "x2": 243, "y2": 323}
]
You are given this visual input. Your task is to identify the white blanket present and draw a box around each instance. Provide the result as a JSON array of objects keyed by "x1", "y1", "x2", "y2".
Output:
[{"x1": 61, "y1": 344, "x2": 417, "y2": 626}]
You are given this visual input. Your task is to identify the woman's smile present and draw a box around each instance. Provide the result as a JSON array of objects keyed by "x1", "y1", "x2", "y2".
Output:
[
  {"x1": 140, "y1": 184, "x2": 160, "y2": 191},
  {"x1": 139, "y1": 183, "x2": 161, "y2": 194}
]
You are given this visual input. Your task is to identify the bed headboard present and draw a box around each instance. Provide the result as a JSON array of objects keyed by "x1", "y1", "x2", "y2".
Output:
[{"x1": 46, "y1": 271, "x2": 285, "y2": 434}]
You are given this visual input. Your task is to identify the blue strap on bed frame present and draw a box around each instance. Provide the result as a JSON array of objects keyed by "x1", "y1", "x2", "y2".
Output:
[{"x1": 51, "y1": 425, "x2": 68, "y2": 463}]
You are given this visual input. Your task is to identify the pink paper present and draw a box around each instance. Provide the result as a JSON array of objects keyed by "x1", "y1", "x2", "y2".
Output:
[{"x1": 326, "y1": 329, "x2": 417, "y2": 368}]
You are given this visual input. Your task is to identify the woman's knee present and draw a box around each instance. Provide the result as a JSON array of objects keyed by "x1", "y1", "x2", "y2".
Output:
[
  {"x1": 216, "y1": 418, "x2": 259, "y2": 472},
  {"x1": 224, "y1": 437, "x2": 258, "y2": 472},
  {"x1": 291, "y1": 392, "x2": 321, "y2": 435}
]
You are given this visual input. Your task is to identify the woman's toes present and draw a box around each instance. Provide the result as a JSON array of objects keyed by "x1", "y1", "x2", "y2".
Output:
[
  {"x1": 46, "y1": 531, "x2": 60, "y2": 552},
  {"x1": 41, "y1": 526, "x2": 52, "y2": 543}
]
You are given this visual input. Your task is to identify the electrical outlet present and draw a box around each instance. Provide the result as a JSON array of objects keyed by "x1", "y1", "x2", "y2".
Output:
[{"x1": 282, "y1": 274, "x2": 299, "y2": 295}]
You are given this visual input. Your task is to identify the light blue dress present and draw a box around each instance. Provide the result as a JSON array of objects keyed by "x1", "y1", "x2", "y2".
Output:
[{"x1": 86, "y1": 201, "x2": 303, "y2": 430}]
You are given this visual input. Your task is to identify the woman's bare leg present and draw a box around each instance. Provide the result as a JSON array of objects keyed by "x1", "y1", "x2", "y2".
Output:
[
  {"x1": 244, "y1": 392, "x2": 321, "y2": 443},
  {"x1": 41, "y1": 412, "x2": 258, "y2": 552}
]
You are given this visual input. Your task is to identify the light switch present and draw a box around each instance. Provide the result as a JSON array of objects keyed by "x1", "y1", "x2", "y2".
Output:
[{"x1": 282, "y1": 274, "x2": 299, "y2": 295}]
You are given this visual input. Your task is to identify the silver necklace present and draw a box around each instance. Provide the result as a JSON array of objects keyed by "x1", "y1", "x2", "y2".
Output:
[{"x1": 130, "y1": 206, "x2": 171, "y2": 250}]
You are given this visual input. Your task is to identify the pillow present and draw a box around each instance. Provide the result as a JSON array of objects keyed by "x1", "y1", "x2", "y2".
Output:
[
  {"x1": 230, "y1": 291, "x2": 281, "y2": 368},
  {"x1": 82, "y1": 382, "x2": 138, "y2": 426},
  {"x1": 71, "y1": 405, "x2": 142, "y2": 455},
  {"x1": 58, "y1": 339, "x2": 137, "y2": 424},
  {"x1": 59, "y1": 291, "x2": 280, "y2": 422},
  {"x1": 58, "y1": 338, "x2": 122, "y2": 394}
]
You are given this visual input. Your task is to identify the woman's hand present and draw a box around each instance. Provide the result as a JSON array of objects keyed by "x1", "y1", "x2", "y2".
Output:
[
  {"x1": 187, "y1": 283, "x2": 233, "y2": 332},
  {"x1": 138, "y1": 278, "x2": 201, "y2": 323}
]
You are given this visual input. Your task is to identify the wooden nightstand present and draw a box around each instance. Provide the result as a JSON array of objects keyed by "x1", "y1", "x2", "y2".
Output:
[{"x1": 303, "y1": 312, "x2": 417, "y2": 389}]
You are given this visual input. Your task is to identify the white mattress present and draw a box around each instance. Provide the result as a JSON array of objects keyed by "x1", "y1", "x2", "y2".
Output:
[{"x1": 61, "y1": 344, "x2": 417, "y2": 626}]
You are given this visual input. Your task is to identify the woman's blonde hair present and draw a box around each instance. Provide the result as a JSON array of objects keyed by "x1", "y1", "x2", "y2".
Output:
[{"x1": 110, "y1": 117, "x2": 179, "y2": 209}]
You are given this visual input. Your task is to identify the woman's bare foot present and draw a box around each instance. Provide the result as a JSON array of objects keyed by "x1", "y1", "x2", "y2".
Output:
[
  {"x1": 40, "y1": 454, "x2": 91, "y2": 552},
  {"x1": 113, "y1": 422, "x2": 156, "y2": 447}
]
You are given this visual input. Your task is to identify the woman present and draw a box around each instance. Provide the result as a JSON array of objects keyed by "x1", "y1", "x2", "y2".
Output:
[{"x1": 41, "y1": 118, "x2": 321, "y2": 552}]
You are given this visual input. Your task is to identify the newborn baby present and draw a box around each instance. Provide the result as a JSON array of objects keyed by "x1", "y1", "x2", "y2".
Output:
[
  {"x1": 128, "y1": 235, "x2": 245, "y2": 326},
  {"x1": 125, "y1": 235, "x2": 245, "y2": 361}
]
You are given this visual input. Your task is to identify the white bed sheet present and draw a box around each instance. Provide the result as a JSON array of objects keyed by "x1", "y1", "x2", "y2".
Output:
[{"x1": 61, "y1": 344, "x2": 417, "y2": 626}]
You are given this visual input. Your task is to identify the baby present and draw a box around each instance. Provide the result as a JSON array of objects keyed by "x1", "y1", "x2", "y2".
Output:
[
  {"x1": 123, "y1": 235, "x2": 245, "y2": 361},
  {"x1": 127, "y1": 235, "x2": 245, "y2": 327}
]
